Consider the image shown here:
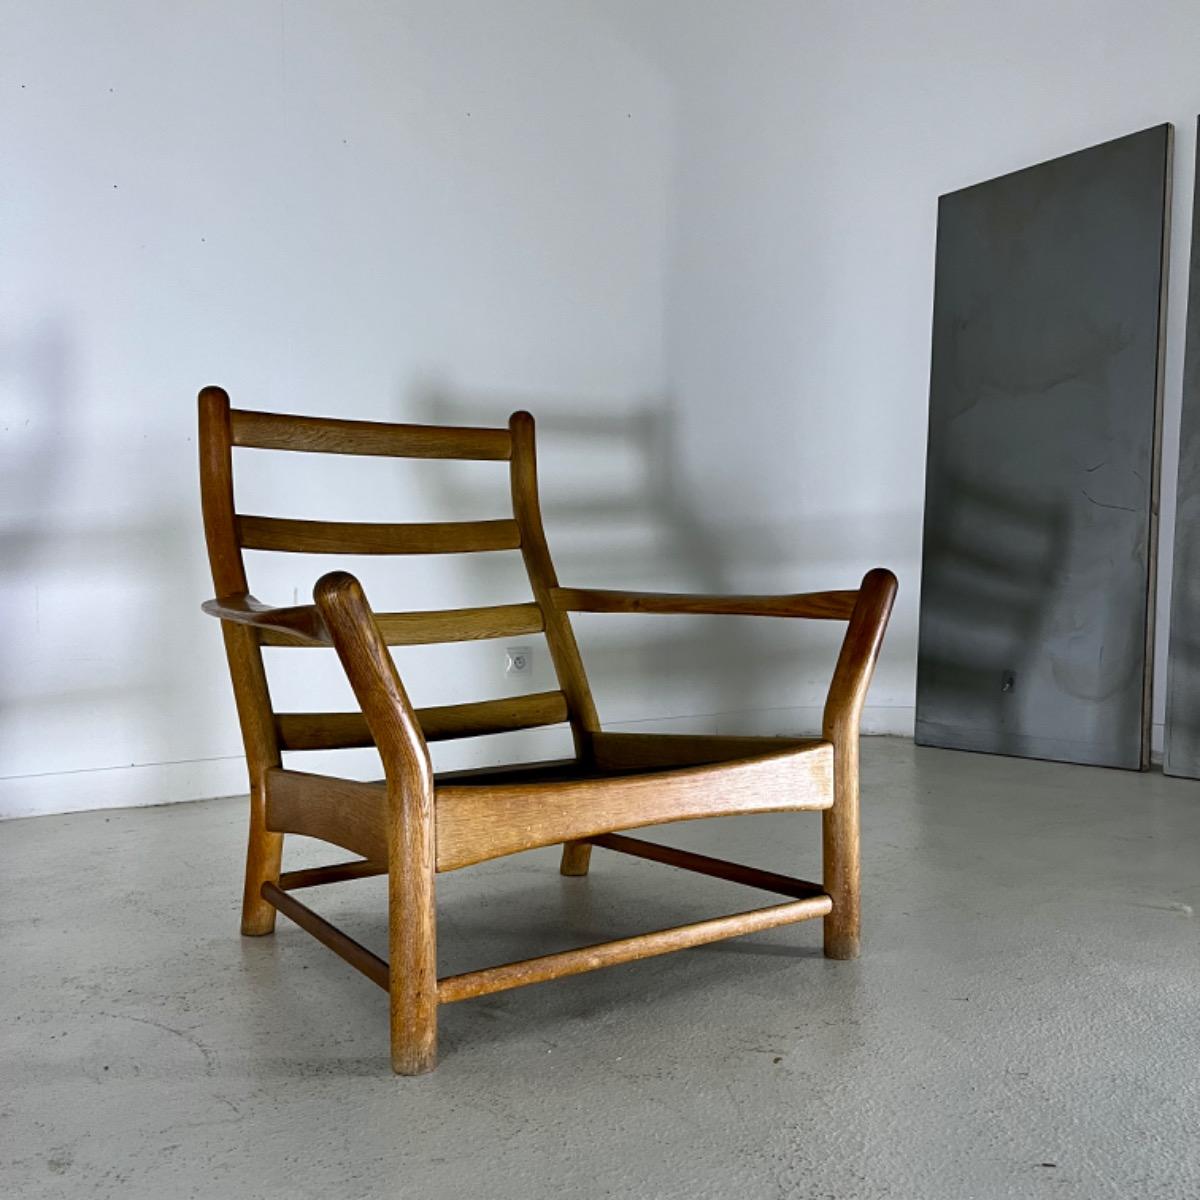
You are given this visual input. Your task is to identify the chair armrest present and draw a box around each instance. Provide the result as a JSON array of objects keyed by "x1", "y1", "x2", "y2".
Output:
[
  {"x1": 822, "y1": 568, "x2": 898, "y2": 740},
  {"x1": 551, "y1": 586, "x2": 858, "y2": 620},
  {"x1": 201, "y1": 594, "x2": 331, "y2": 646}
]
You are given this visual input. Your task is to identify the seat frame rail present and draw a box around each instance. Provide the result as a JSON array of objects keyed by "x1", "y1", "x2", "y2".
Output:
[{"x1": 261, "y1": 835, "x2": 832, "y2": 1004}]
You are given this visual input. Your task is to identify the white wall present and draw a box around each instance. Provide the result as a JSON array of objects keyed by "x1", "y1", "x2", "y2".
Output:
[
  {"x1": 601, "y1": 0, "x2": 1200, "y2": 747},
  {"x1": 6, "y1": 1, "x2": 1200, "y2": 818},
  {"x1": 1, "y1": 1, "x2": 676, "y2": 817}
]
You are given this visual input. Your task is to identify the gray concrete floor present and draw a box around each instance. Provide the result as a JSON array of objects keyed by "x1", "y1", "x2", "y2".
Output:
[{"x1": 2, "y1": 738, "x2": 1198, "y2": 1199}]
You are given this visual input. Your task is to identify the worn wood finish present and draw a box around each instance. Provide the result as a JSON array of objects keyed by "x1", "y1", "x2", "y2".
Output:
[
  {"x1": 237, "y1": 515, "x2": 520, "y2": 556},
  {"x1": 200, "y1": 389, "x2": 897, "y2": 1073},
  {"x1": 314, "y1": 572, "x2": 439, "y2": 1076},
  {"x1": 437, "y1": 895, "x2": 833, "y2": 1004},
  {"x1": 590, "y1": 731, "x2": 823, "y2": 771},
  {"x1": 275, "y1": 691, "x2": 570, "y2": 751},
  {"x1": 435, "y1": 744, "x2": 834, "y2": 872},
  {"x1": 265, "y1": 769, "x2": 388, "y2": 861},
  {"x1": 261, "y1": 883, "x2": 390, "y2": 990},
  {"x1": 231, "y1": 407, "x2": 512, "y2": 460},
  {"x1": 588, "y1": 833, "x2": 827, "y2": 899},
  {"x1": 554, "y1": 587, "x2": 859, "y2": 620},
  {"x1": 821, "y1": 567, "x2": 898, "y2": 959}
]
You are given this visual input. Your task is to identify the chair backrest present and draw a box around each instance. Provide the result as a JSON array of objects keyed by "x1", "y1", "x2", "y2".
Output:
[{"x1": 198, "y1": 387, "x2": 599, "y2": 771}]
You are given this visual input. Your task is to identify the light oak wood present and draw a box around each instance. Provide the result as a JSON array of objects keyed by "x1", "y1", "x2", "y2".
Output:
[
  {"x1": 265, "y1": 769, "x2": 387, "y2": 861},
  {"x1": 199, "y1": 388, "x2": 897, "y2": 1073},
  {"x1": 554, "y1": 587, "x2": 858, "y2": 620},
  {"x1": 231, "y1": 407, "x2": 512, "y2": 460},
  {"x1": 435, "y1": 744, "x2": 833, "y2": 872},
  {"x1": 237, "y1": 515, "x2": 520, "y2": 556},
  {"x1": 275, "y1": 691, "x2": 570, "y2": 750},
  {"x1": 437, "y1": 895, "x2": 832, "y2": 1004}
]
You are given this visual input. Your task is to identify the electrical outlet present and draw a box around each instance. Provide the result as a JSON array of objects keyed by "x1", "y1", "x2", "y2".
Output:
[{"x1": 505, "y1": 645, "x2": 532, "y2": 677}]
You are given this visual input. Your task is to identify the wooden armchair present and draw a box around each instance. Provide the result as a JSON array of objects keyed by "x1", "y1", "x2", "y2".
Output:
[{"x1": 198, "y1": 387, "x2": 897, "y2": 1074}]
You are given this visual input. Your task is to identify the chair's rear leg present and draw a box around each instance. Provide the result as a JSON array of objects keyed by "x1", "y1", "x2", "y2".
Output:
[
  {"x1": 559, "y1": 840, "x2": 592, "y2": 876},
  {"x1": 241, "y1": 775, "x2": 284, "y2": 936},
  {"x1": 822, "y1": 739, "x2": 860, "y2": 959},
  {"x1": 389, "y1": 822, "x2": 438, "y2": 1075}
]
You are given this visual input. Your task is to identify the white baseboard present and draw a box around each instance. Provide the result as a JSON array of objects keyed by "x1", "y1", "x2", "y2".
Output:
[
  {"x1": 0, "y1": 706, "x2": 1168, "y2": 821},
  {"x1": 0, "y1": 755, "x2": 251, "y2": 821}
]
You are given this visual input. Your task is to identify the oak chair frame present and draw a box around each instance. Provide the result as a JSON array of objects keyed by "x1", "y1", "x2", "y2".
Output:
[{"x1": 198, "y1": 386, "x2": 897, "y2": 1074}]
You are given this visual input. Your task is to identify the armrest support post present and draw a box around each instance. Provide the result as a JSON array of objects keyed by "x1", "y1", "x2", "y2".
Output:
[
  {"x1": 820, "y1": 568, "x2": 898, "y2": 961},
  {"x1": 313, "y1": 571, "x2": 438, "y2": 1075}
]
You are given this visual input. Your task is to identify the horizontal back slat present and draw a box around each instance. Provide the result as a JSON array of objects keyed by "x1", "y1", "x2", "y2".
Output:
[
  {"x1": 276, "y1": 690, "x2": 570, "y2": 750},
  {"x1": 231, "y1": 408, "x2": 512, "y2": 460},
  {"x1": 420, "y1": 691, "x2": 569, "y2": 741},
  {"x1": 259, "y1": 602, "x2": 545, "y2": 647},
  {"x1": 238, "y1": 515, "x2": 521, "y2": 555}
]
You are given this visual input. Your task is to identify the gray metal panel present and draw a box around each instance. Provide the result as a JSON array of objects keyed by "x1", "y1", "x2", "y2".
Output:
[
  {"x1": 1163, "y1": 118, "x2": 1200, "y2": 778},
  {"x1": 916, "y1": 125, "x2": 1171, "y2": 769}
]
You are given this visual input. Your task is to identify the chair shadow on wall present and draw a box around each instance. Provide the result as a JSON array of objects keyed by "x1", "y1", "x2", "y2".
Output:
[
  {"x1": 0, "y1": 324, "x2": 74, "y2": 764},
  {"x1": 0, "y1": 323, "x2": 198, "y2": 819},
  {"x1": 403, "y1": 380, "x2": 886, "y2": 739}
]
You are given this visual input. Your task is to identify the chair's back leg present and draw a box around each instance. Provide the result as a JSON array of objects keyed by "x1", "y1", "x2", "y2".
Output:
[
  {"x1": 507, "y1": 412, "x2": 602, "y2": 879},
  {"x1": 243, "y1": 777, "x2": 283, "y2": 936},
  {"x1": 559, "y1": 842, "x2": 593, "y2": 876},
  {"x1": 200, "y1": 389, "x2": 284, "y2": 936},
  {"x1": 222, "y1": 621, "x2": 284, "y2": 937}
]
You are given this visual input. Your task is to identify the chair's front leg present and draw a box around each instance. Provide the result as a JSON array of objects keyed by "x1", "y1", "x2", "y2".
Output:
[
  {"x1": 819, "y1": 568, "x2": 896, "y2": 959},
  {"x1": 822, "y1": 734, "x2": 860, "y2": 959},
  {"x1": 313, "y1": 570, "x2": 440, "y2": 1073},
  {"x1": 388, "y1": 784, "x2": 439, "y2": 1075}
]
